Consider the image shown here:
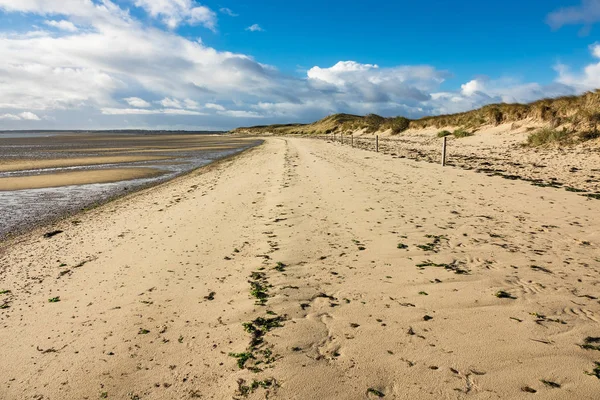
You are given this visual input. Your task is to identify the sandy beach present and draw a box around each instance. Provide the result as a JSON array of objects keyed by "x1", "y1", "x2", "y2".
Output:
[{"x1": 1, "y1": 137, "x2": 599, "y2": 399}]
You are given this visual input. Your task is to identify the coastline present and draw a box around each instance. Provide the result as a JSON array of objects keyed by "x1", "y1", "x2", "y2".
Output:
[
  {"x1": 1, "y1": 137, "x2": 599, "y2": 399},
  {"x1": 0, "y1": 140, "x2": 263, "y2": 244}
]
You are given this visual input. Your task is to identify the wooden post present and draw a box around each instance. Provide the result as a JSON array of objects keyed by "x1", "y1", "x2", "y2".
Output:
[
  {"x1": 442, "y1": 136, "x2": 447, "y2": 167},
  {"x1": 333, "y1": 133, "x2": 336, "y2": 142},
  {"x1": 376, "y1": 135, "x2": 379, "y2": 152},
  {"x1": 341, "y1": 133, "x2": 343, "y2": 145},
  {"x1": 351, "y1": 134, "x2": 354, "y2": 148}
]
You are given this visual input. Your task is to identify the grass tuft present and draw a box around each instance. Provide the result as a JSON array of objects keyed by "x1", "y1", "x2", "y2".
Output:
[{"x1": 527, "y1": 128, "x2": 571, "y2": 147}]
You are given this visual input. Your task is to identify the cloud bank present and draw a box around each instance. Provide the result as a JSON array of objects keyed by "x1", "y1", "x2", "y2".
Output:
[{"x1": 0, "y1": 0, "x2": 597, "y2": 130}]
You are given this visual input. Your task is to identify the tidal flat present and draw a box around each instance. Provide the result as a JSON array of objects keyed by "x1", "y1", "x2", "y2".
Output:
[{"x1": 0, "y1": 132, "x2": 261, "y2": 238}]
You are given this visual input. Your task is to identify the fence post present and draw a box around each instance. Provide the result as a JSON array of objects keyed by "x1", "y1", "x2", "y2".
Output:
[
  {"x1": 376, "y1": 135, "x2": 379, "y2": 152},
  {"x1": 351, "y1": 134, "x2": 354, "y2": 148},
  {"x1": 341, "y1": 133, "x2": 343, "y2": 145},
  {"x1": 442, "y1": 136, "x2": 447, "y2": 167}
]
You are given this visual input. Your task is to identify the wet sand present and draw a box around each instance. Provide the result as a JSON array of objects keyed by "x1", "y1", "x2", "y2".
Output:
[
  {"x1": 0, "y1": 167, "x2": 164, "y2": 191},
  {"x1": 0, "y1": 133, "x2": 261, "y2": 238},
  {"x1": 0, "y1": 137, "x2": 598, "y2": 399},
  {"x1": 0, "y1": 155, "x2": 172, "y2": 173}
]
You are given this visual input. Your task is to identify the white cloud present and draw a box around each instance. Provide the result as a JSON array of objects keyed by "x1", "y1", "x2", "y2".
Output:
[
  {"x1": 246, "y1": 24, "x2": 264, "y2": 32},
  {"x1": 124, "y1": 97, "x2": 151, "y2": 108},
  {"x1": 44, "y1": 20, "x2": 78, "y2": 32},
  {"x1": 205, "y1": 103, "x2": 226, "y2": 111},
  {"x1": 0, "y1": 0, "x2": 595, "y2": 129},
  {"x1": 183, "y1": 99, "x2": 200, "y2": 109},
  {"x1": 133, "y1": 0, "x2": 216, "y2": 30},
  {"x1": 218, "y1": 110, "x2": 264, "y2": 118},
  {"x1": 0, "y1": 113, "x2": 21, "y2": 120},
  {"x1": 554, "y1": 43, "x2": 600, "y2": 91},
  {"x1": 307, "y1": 61, "x2": 446, "y2": 105},
  {"x1": 592, "y1": 42, "x2": 600, "y2": 58},
  {"x1": 219, "y1": 7, "x2": 238, "y2": 17},
  {"x1": 101, "y1": 108, "x2": 205, "y2": 116},
  {"x1": 19, "y1": 111, "x2": 41, "y2": 120},
  {"x1": 547, "y1": 0, "x2": 600, "y2": 30},
  {"x1": 461, "y1": 79, "x2": 486, "y2": 96},
  {"x1": 160, "y1": 97, "x2": 183, "y2": 108},
  {"x1": 0, "y1": 111, "x2": 40, "y2": 121}
]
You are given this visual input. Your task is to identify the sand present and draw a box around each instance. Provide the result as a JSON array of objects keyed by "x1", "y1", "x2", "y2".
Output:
[
  {"x1": 338, "y1": 123, "x2": 600, "y2": 194},
  {"x1": 0, "y1": 137, "x2": 599, "y2": 399},
  {"x1": 0, "y1": 167, "x2": 165, "y2": 191},
  {"x1": 0, "y1": 155, "x2": 173, "y2": 173}
]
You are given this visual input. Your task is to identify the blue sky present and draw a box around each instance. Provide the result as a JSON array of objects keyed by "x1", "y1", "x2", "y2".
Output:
[{"x1": 0, "y1": 0, "x2": 600, "y2": 130}]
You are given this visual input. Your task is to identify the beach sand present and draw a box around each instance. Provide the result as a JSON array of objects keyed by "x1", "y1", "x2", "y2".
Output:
[
  {"x1": 0, "y1": 137, "x2": 599, "y2": 399},
  {"x1": 0, "y1": 167, "x2": 165, "y2": 191},
  {"x1": 0, "y1": 155, "x2": 173, "y2": 173}
]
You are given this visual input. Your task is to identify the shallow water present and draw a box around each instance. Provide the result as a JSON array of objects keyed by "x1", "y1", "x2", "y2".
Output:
[{"x1": 0, "y1": 133, "x2": 260, "y2": 238}]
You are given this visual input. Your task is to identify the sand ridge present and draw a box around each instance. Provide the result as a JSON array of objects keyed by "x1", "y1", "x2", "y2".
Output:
[
  {"x1": 0, "y1": 138, "x2": 599, "y2": 399},
  {"x1": 0, "y1": 167, "x2": 166, "y2": 191},
  {"x1": 0, "y1": 155, "x2": 173, "y2": 173}
]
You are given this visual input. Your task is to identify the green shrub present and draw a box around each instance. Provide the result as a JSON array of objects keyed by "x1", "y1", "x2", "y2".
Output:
[
  {"x1": 388, "y1": 117, "x2": 410, "y2": 134},
  {"x1": 453, "y1": 129, "x2": 473, "y2": 138},
  {"x1": 437, "y1": 130, "x2": 452, "y2": 138},
  {"x1": 527, "y1": 128, "x2": 571, "y2": 147}
]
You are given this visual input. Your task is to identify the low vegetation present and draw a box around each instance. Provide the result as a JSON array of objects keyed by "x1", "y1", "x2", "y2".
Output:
[
  {"x1": 526, "y1": 128, "x2": 571, "y2": 147},
  {"x1": 231, "y1": 90, "x2": 600, "y2": 146}
]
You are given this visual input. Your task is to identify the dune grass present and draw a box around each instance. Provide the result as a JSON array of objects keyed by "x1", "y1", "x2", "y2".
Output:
[{"x1": 526, "y1": 128, "x2": 571, "y2": 147}]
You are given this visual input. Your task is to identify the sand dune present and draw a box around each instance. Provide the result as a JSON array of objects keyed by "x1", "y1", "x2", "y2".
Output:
[{"x1": 0, "y1": 138, "x2": 599, "y2": 399}]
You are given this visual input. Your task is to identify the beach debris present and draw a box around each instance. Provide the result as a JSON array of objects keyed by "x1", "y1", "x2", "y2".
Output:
[
  {"x1": 416, "y1": 260, "x2": 468, "y2": 274},
  {"x1": 48, "y1": 297, "x2": 61, "y2": 303},
  {"x1": 229, "y1": 352, "x2": 255, "y2": 369},
  {"x1": 204, "y1": 291, "x2": 216, "y2": 301},
  {"x1": 236, "y1": 378, "x2": 277, "y2": 397},
  {"x1": 366, "y1": 388, "x2": 385, "y2": 397},
  {"x1": 585, "y1": 362, "x2": 600, "y2": 379},
  {"x1": 417, "y1": 234, "x2": 447, "y2": 252},
  {"x1": 580, "y1": 337, "x2": 600, "y2": 351},
  {"x1": 43, "y1": 230, "x2": 63, "y2": 238},
  {"x1": 274, "y1": 262, "x2": 286, "y2": 272},
  {"x1": 540, "y1": 379, "x2": 561, "y2": 388},
  {"x1": 530, "y1": 265, "x2": 553, "y2": 273},
  {"x1": 521, "y1": 386, "x2": 537, "y2": 393},
  {"x1": 494, "y1": 290, "x2": 516, "y2": 299}
]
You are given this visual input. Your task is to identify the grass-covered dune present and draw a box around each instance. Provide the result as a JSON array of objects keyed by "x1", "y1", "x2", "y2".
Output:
[{"x1": 231, "y1": 90, "x2": 600, "y2": 146}]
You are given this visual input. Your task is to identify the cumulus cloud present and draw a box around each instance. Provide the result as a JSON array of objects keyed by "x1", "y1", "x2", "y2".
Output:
[
  {"x1": 124, "y1": 97, "x2": 151, "y2": 108},
  {"x1": 246, "y1": 24, "x2": 264, "y2": 32},
  {"x1": 307, "y1": 61, "x2": 446, "y2": 108},
  {"x1": 461, "y1": 79, "x2": 487, "y2": 96},
  {"x1": 555, "y1": 43, "x2": 600, "y2": 91},
  {"x1": 0, "y1": 0, "x2": 597, "y2": 129},
  {"x1": 44, "y1": 20, "x2": 78, "y2": 32},
  {"x1": 547, "y1": 0, "x2": 600, "y2": 31},
  {"x1": 134, "y1": 0, "x2": 217, "y2": 30}
]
